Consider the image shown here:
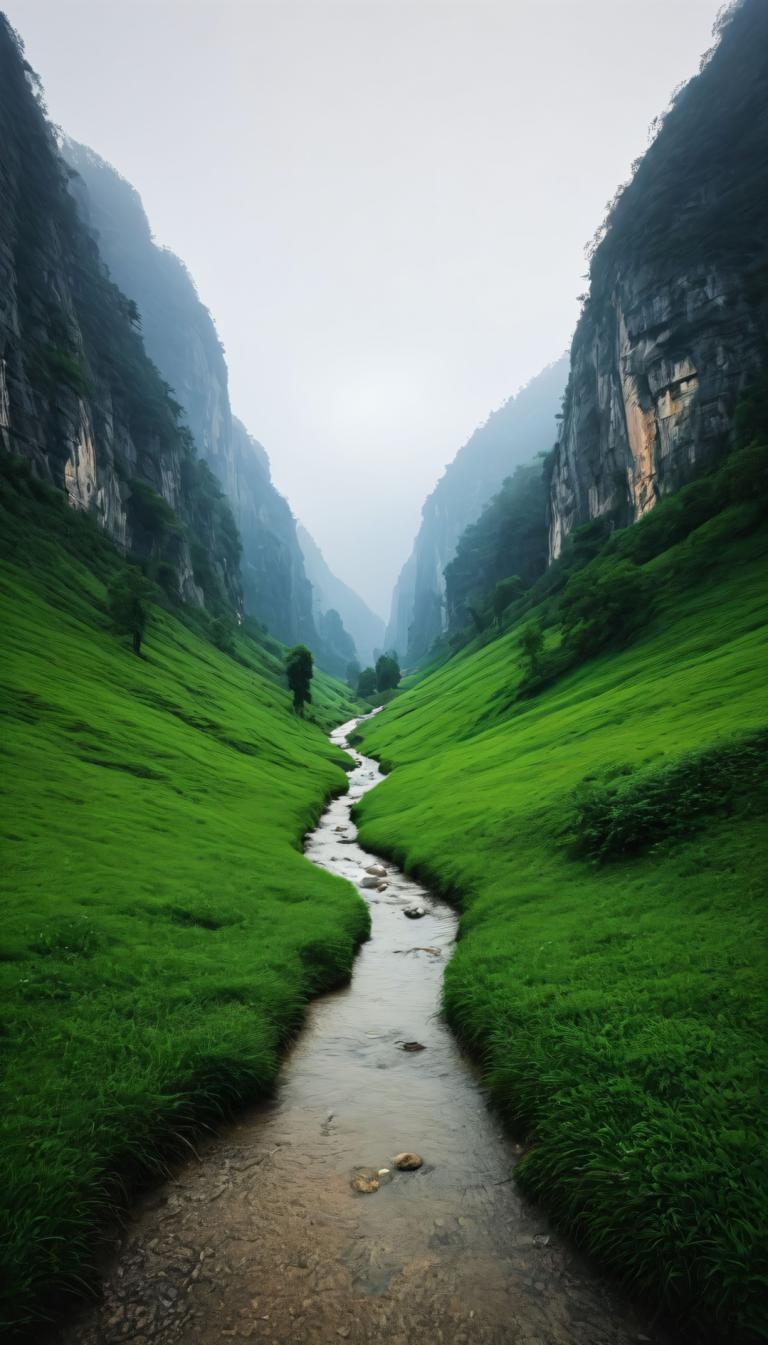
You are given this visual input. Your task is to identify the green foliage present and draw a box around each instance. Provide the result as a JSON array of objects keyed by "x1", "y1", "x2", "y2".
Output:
[
  {"x1": 286, "y1": 644, "x2": 313, "y2": 713},
  {"x1": 0, "y1": 473, "x2": 364, "y2": 1335},
  {"x1": 519, "y1": 620, "x2": 544, "y2": 674},
  {"x1": 29, "y1": 342, "x2": 90, "y2": 398},
  {"x1": 210, "y1": 617, "x2": 236, "y2": 656},
  {"x1": 354, "y1": 489, "x2": 768, "y2": 1338},
  {"x1": 357, "y1": 666, "x2": 377, "y2": 697},
  {"x1": 127, "y1": 478, "x2": 180, "y2": 542},
  {"x1": 561, "y1": 558, "x2": 652, "y2": 658},
  {"x1": 375, "y1": 652, "x2": 401, "y2": 692},
  {"x1": 492, "y1": 575, "x2": 524, "y2": 627},
  {"x1": 573, "y1": 729, "x2": 768, "y2": 861},
  {"x1": 106, "y1": 567, "x2": 154, "y2": 655},
  {"x1": 445, "y1": 462, "x2": 548, "y2": 634}
]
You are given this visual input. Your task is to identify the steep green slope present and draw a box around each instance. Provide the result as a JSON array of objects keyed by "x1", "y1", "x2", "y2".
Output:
[
  {"x1": 355, "y1": 480, "x2": 768, "y2": 1339},
  {"x1": 0, "y1": 466, "x2": 365, "y2": 1337}
]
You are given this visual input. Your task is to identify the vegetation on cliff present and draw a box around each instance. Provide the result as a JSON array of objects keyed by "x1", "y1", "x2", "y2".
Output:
[
  {"x1": 0, "y1": 462, "x2": 366, "y2": 1338},
  {"x1": 355, "y1": 443, "x2": 768, "y2": 1339}
]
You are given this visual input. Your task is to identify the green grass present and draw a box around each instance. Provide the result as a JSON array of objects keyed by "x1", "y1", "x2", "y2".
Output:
[
  {"x1": 0, "y1": 471, "x2": 367, "y2": 1337},
  {"x1": 355, "y1": 509, "x2": 768, "y2": 1341}
]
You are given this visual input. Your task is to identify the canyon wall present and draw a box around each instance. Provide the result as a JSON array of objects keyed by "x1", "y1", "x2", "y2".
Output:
[
  {"x1": 549, "y1": 0, "x2": 768, "y2": 558},
  {"x1": 0, "y1": 18, "x2": 240, "y2": 611}
]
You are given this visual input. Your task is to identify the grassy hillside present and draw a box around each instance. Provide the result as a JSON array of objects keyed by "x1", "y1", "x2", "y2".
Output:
[
  {"x1": 355, "y1": 475, "x2": 768, "y2": 1340},
  {"x1": 0, "y1": 465, "x2": 366, "y2": 1337}
]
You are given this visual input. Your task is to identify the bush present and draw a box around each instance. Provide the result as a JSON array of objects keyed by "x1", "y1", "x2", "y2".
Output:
[
  {"x1": 561, "y1": 559, "x2": 652, "y2": 659},
  {"x1": 573, "y1": 729, "x2": 768, "y2": 860}
]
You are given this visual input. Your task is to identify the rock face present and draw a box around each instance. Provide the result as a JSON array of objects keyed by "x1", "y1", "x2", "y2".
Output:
[
  {"x1": 61, "y1": 138, "x2": 320, "y2": 647},
  {"x1": 0, "y1": 19, "x2": 240, "y2": 610},
  {"x1": 549, "y1": 0, "x2": 768, "y2": 559},
  {"x1": 297, "y1": 523, "x2": 385, "y2": 668},
  {"x1": 387, "y1": 358, "x2": 567, "y2": 663}
]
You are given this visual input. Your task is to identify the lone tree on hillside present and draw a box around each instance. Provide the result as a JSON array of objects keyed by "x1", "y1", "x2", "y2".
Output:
[
  {"x1": 519, "y1": 620, "x2": 545, "y2": 676},
  {"x1": 493, "y1": 575, "x2": 524, "y2": 629},
  {"x1": 286, "y1": 644, "x2": 313, "y2": 713},
  {"x1": 357, "y1": 666, "x2": 377, "y2": 697},
  {"x1": 375, "y1": 652, "x2": 401, "y2": 692},
  {"x1": 107, "y1": 568, "x2": 154, "y2": 656}
]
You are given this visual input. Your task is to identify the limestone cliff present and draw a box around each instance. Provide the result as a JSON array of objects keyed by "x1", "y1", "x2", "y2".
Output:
[
  {"x1": 0, "y1": 18, "x2": 240, "y2": 611},
  {"x1": 62, "y1": 139, "x2": 320, "y2": 648},
  {"x1": 387, "y1": 358, "x2": 567, "y2": 663},
  {"x1": 549, "y1": 0, "x2": 768, "y2": 558}
]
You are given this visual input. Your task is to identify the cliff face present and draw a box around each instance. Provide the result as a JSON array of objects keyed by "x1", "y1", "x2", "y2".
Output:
[
  {"x1": 0, "y1": 19, "x2": 240, "y2": 611},
  {"x1": 62, "y1": 139, "x2": 320, "y2": 648},
  {"x1": 297, "y1": 524, "x2": 385, "y2": 668},
  {"x1": 387, "y1": 357, "x2": 567, "y2": 662},
  {"x1": 549, "y1": 0, "x2": 768, "y2": 559},
  {"x1": 229, "y1": 418, "x2": 317, "y2": 646}
]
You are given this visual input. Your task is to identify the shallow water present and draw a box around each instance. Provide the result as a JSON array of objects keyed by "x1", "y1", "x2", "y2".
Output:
[{"x1": 61, "y1": 714, "x2": 664, "y2": 1345}]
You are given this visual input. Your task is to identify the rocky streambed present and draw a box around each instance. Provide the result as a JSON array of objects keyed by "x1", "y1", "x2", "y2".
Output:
[{"x1": 58, "y1": 714, "x2": 664, "y2": 1345}]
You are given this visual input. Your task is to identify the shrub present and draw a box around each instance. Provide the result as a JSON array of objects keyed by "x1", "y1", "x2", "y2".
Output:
[
  {"x1": 561, "y1": 559, "x2": 651, "y2": 658},
  {"x1": 573, "y1": 729, "x2": 768, "y2": 860}
]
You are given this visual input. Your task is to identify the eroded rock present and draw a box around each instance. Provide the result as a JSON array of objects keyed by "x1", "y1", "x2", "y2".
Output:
[{"x1": 393, "y1": 1152, "x2": 423, "y2": 1171}]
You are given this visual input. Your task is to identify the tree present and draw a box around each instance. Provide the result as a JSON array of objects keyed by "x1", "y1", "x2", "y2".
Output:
[
  {"x1": 493, "y1": 575, "x2": 524, "y2": 628},
  {"x1": 357, "y1": 666, "x2": 377, "y2": 697},
  {"x1": 375, "y1": 652, "x2": 401, "y2": 692},
  {"x1": 107, "y1": 568, "x2": 154, "y2": 655},
  {"x1": 519, "y1": 621, "x2": 544, "y2": 675},
  {"x1": 285, "y1": 644, "x2": 313, "y2": 713}
]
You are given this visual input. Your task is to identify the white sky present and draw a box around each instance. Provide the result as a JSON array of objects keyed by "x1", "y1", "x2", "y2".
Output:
[{"x1": 7, "y1": 0, "x2": 719, "y2": 616}]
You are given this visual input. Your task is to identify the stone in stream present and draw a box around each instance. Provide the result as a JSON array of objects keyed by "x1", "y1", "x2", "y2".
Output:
[
  {"x1": 350, "y1": 1168, "x2": 380, "y2": 1194},
  {"x1": 376, "y1": 881, "x2": 388, "y2": 892},
  {"x1": 365, "y1": 864, "x2": 387, "y2": 877},
  {"x1": 403, "y1": 905, "x2": 427, "y2": 919},
  {"x1": 393, "y1": 1152, "x2": 424, "y2": 1171},
  {"x1": 401, "y1": 1041, "x2": 426, "y2": 1052},
  {"x1": 360, "y1": 876, "x2": 380, "y2": 889}
]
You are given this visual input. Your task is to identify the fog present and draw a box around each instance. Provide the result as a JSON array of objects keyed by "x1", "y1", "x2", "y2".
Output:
[{"x1": 7, "y1": 0, "x2": 718, "y2": 616}]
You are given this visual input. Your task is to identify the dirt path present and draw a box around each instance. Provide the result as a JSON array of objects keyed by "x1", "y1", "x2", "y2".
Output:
[{"x1": 59, "y1": 715, "x2": 664, "y2": 1345}]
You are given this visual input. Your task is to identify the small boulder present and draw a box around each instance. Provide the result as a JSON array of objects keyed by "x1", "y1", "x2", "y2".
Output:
[
  {"x1": 393, "y1": 1152, "x2": 423, "y2": 1171},
  {"x1": 360, "y1": 876, "x2": 380, "y2": 889},
  {"x1": 351, "y1": 1169, "x2": 380, "y2": 1194},
  {"x1": 401, "y1": 1041, "x2": 426, "y2": 1052},
  {"x1": 403, "y1": 905, "x2": 426, "y2": 919},
  {"x1": 376, "y1": 881, "x2": 388, "y2": 892},
  {"x1": 365, "y1": 864, "x2": 387, "y2": 877}
]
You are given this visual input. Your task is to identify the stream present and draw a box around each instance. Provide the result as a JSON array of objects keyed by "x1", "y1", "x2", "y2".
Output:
[{"x1": 61, "y1": 714, "x2": 664, "y2": 1345}]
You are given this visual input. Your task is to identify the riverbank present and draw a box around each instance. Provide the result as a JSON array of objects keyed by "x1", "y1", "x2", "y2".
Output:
[
  {"x1": 0, "y1": 478, "x2": 368, "y2": 1339},
  {"x1": 354, "y1": 521, "x2": 768, "y2": 1342}
]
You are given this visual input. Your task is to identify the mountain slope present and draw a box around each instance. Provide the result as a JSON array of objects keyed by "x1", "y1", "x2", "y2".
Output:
[
  {"x1": 549, "y1": 0, "x2": 768, "y2": 557},
  {"x1": 298, "y1": 523, "x2": 385, "y2": 667},
  {"x1": 0, "y1": 18, "x2": 239, "y2": 612},
  {"x1": 0, "y1": 460, "x2": 365, "y2": 1338},
  {"x1": 387, "y1": 357, "x2": 567, "y2": 663},
  {"x1": 61, "y1": 138, "x2": 319, "y2": 649},
  {"x1": 356, "y1": 444, "x2": 768, "y2": 1340}
]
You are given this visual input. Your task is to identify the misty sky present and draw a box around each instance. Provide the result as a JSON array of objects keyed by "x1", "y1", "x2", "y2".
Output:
[{"x1": 8, "y1": 0, "x2": 719, "y2": 617}]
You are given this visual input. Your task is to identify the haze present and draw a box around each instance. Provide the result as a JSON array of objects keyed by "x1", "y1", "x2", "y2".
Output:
[{"x1": 7, "y1": 0, "x2": 718, "y2": 616}]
